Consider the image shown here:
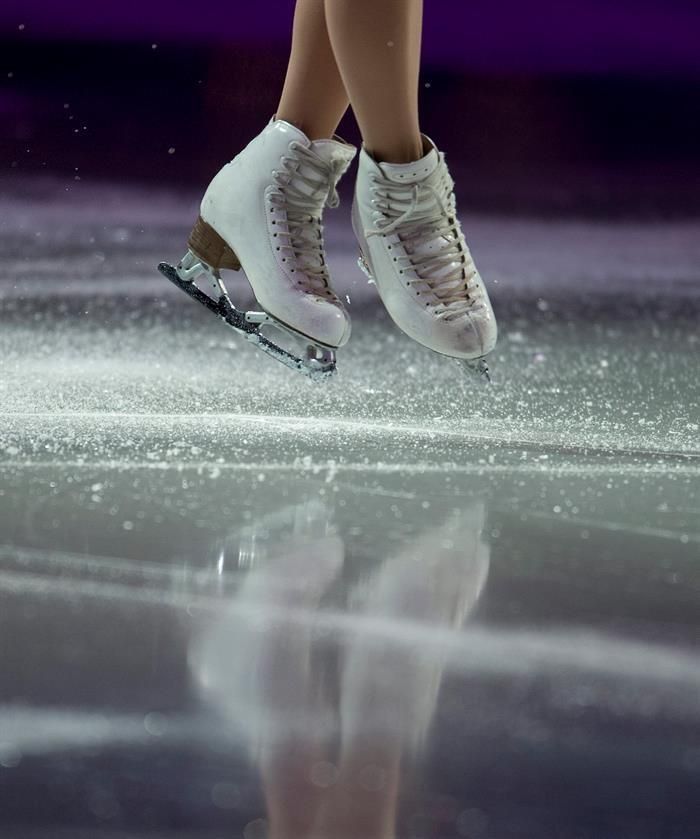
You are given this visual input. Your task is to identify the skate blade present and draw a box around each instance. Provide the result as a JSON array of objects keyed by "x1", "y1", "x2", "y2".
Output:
[
  {"x1": 458, "y1": 356, "x2": 491, "y2": 384},
  {"x1": 158, "y1": 256, "x2": 337, "y2": 382},
  {"x1": 357, "y1": 251, "x2": 375, "y2": 283}
]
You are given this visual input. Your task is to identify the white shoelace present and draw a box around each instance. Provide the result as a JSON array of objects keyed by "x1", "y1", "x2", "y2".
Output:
[
  {"x1": 366, "y1": 155, "x2": 480, "y2": 321},
  {"x1": 270, "y1": 142, "x2": 346, "y2": 299}
]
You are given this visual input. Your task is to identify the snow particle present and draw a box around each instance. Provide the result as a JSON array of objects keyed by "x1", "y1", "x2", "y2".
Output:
[
  {"x1": 144, "y1": 711, "x2": 167, "y2": 736},
  {"x1": 0, "y1": 743, "x2": 22, "y2": 768}
]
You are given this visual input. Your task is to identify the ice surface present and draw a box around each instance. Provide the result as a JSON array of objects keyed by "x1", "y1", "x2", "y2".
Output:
[{"x1": 1, "y1": 176, "x2": 699, "y2": 837}]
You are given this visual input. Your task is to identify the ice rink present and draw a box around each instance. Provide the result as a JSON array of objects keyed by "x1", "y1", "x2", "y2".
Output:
[{"x1": 1, "y1": 176, "x2": 699, "y2": 837}]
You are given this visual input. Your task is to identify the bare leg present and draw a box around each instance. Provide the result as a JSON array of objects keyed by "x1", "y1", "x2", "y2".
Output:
[
  {"x1": 277, "y1": 0, "x2": 350, "y2": 140},
  {"x1": 324, "y1": 0, "x2": 424, "y2": 163}
]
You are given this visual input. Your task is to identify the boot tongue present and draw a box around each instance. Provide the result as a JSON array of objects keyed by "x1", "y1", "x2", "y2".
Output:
[
  {"x1": 290, "y1": 138, "x2": 356, "y2": 203},
  {"x1": 270, "y1": 119, "x2": 356, "y2": 175},
  {"x1": 374, "y1": 141, "x2": 463, "y2": 288},
  {"x1": 309, "y1": 138, "x2": 357, "y2": 179},
  {"x1": 376, "y1": 146, "x2": 440, "y2": 184},
  {"x1": 289, "y1": 138, "x2": 356, "y2": 273},
  {"x1": 310, "y1": 134, "x2": 357, "y2": 166}
]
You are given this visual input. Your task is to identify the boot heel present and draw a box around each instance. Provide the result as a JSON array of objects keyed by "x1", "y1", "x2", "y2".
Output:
[{"x1": 188, "y1": 216, "x2": 241, "y2": 271}]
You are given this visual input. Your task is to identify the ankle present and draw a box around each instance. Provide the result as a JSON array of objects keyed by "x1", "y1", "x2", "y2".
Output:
[
  {"x1": 367, "y1": 134, "x2": 425, "y2": 165},
  {"x1": 274, "y1": 111, "x2": 336, "y2": 142}
]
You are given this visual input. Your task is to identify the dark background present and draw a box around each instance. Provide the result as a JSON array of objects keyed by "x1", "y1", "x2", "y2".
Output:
[{"x1": 2, "y1": 1, "x2": 700, "y2": 214}]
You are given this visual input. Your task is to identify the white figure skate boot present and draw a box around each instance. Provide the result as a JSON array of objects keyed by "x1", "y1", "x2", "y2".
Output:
[
  {"x1": 159, "y1": 118, "x2": 357, "y2": 380},
  {"x1": 352, "y1": 136, "x2": 497, "y2": 381}
]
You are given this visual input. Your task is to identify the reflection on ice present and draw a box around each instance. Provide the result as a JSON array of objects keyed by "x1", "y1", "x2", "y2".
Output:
[
  {"x1": 0, "y1": 473, "x2": 699, "y2": 837},
  {"x1": 192, "y1": 501, "x2": 489, "y2": 839}
]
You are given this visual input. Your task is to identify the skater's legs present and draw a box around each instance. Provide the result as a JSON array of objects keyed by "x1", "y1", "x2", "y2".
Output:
[
  {"x1": 277, "y1": 0, "x2": 350, "y2": 140},
  {"x1": 324, "y1": 0, "x2": 424, "y2": 163}
]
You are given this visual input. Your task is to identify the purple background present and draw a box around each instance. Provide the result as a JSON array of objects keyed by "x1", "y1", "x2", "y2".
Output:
[
  {"x1": 5, "y1": 0, "x2": 700, "y2": 76},
  {"x1": 3, "y1": 0, "x2": 699, "y2": 204}
]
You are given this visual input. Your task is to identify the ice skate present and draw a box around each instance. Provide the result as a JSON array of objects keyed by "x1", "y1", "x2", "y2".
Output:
[
  {"x1": 159, "y1": 118, "x2": 357, "y2": 381},
  {"x1": 352, "y1": 135, "x2": 497, "y2": 382}
]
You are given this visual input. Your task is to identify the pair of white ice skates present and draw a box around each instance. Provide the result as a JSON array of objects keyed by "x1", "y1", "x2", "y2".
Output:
[{"x1": 159, "y1": 118, "x2": 497, "y2": 381}]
